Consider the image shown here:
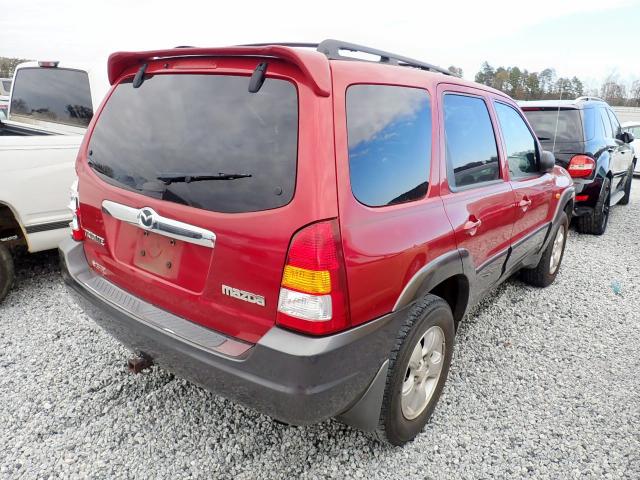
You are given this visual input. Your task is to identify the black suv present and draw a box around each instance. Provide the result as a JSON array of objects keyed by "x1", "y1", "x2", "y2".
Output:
[{"x1": 520, "y1": 97, "x2": 635, "y2": 235}]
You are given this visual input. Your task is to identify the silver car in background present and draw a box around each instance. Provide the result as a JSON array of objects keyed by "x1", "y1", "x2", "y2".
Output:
[{"x1": 622, "y1": 122, "x2": 640, "y2": 176}]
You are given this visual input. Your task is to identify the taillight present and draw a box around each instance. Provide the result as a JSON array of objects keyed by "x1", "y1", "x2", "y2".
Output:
[
  {"x1": 567, "y1": 155, "x2": 596, "y2": 178},
  {"x1": 68, "y1": 179, "x2": 85, "y2": 241},
  {"x1": 276, "y1": 220, "x2": 350, "y2": 335}
]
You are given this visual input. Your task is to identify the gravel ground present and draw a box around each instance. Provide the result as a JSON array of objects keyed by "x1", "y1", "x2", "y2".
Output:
[{"x1": 1, "y1": 182, "x2": 639, "y2": 480}]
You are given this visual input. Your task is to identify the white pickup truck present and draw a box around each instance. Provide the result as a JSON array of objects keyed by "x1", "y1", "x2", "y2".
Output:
[{"x1": 0, "y1": 61, "x2": 108, "y2": 301}]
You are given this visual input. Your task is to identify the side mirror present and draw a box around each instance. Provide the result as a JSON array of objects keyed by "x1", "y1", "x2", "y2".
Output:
[
  {"x1": 540, "y1": 150, "x2": 556, "y2": 173},
  {"x1": 617, "y1": 131, "x2": 634, "y2": 143}
]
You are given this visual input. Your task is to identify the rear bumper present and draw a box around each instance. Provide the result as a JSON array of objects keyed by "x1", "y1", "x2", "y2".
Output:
[
  {"x1": 572, "y1": 177, "x2": 603, "y2": 216},
  {"x1": 574, "y1": 206, "x2": 594, "y2": 217},
  {"x1": 59, "y1": 238, "x2": 404, "y2": 428}
]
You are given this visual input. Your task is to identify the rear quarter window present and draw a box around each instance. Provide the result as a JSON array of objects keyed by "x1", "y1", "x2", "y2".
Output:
[
  {"x1": 346, "y1": 84, "x2": 432, "y2": 207},
  {"x1": 10, "y1": 68, "x2": 92, "y2": 127}
]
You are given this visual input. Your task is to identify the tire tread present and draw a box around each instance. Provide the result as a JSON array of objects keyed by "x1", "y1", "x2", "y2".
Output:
[
  {"x1": 376, "y1": 294, "x2": 451, "y2": 445},
  {"x1": 0, "y1": 243, "x2": 15, "y2": 303}
]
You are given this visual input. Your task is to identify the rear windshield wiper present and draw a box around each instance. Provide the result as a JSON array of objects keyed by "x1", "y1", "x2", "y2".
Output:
[
  {"x1": 157, "y1": 172, "x2": 252, "y2": 185},
  {"x1": 87, "y1": 158, "x2": 113, "y2": 177}
]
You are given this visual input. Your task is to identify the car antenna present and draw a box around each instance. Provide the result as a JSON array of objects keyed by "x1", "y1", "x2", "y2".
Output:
[
  {"x1": 133, "y1": 63, "x2": 148, "y2": 88},
  {"x1": 248, "y1": 62, "x2": 268, "y2": 93},
  {"x1": 552, "y1": 85, "x2": 563, "y2": 153}
]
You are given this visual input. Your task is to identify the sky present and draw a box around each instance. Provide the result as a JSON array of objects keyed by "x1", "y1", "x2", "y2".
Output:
[{"x1": 2, "y1": 0, "x2": 640, "y2": 87}]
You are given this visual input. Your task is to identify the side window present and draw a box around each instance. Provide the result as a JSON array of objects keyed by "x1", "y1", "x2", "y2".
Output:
[
  {"x1": 584, "y1": 108, "x2": 602, "y2": 140},
  {"x1": 606, "y1": 109, "x2": 621, "y2": 137},
  {"x1": 494, "y1": 102, "x2": 539, "y2": 178},
  {"x1": 443, "y1": 94, "x2": 500, "y2": 189},
  {"x1": 346, "y1": 84, "x2": 432, "y2": 207},
  {"x1": 599, "y1": 108, "x2": 613, "y2": 138}
]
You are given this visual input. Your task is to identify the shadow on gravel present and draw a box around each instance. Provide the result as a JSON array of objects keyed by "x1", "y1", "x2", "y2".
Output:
[{"x1": 12, "y1": 249, "x2": 60, "y2": 281}]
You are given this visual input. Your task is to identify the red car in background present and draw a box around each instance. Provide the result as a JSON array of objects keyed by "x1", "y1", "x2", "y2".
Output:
[{"x1": 61, "y1": 40, "x2": 574, "y2": 445}]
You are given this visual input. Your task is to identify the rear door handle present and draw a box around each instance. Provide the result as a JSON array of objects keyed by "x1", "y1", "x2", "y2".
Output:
[
  {"x1": 518, "y1": 197, "x2": 532, "y2": 211},
  {"x1": 463, "y1": 217, "x2": 482, "y2": 236}
]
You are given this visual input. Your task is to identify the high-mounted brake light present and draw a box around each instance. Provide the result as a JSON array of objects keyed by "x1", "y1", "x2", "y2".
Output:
[
  {"x1": 38, "y1": 61, "x2": 59, "y2": 68},
  {"x1": 567, "y1": 155, "x2": 595, "y2": 178},
  {"x1": 276, "y1": 220, "x2": 350, "y2": 335},
  {"x1": 68, "y1": 179, "x2": 84, "y2": 241}
]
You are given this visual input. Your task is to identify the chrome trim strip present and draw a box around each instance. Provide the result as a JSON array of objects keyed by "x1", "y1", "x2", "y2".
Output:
[{"x1": 101, "y1": 200, "x2": 216, "y2": 248}]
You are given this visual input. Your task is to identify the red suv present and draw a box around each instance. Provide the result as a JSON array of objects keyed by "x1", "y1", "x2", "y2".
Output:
[{"x1": 61, "y1": 40, "x2": 575, "y2": 445}]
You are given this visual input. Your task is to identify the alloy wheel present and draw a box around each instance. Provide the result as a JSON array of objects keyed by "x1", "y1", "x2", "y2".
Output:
[
  {"x1": 401, "y1": 326, "x2": 446, "y2": 420},
  {"x1": 549, "y1": 226, "x2": 565, "y2": 274}
]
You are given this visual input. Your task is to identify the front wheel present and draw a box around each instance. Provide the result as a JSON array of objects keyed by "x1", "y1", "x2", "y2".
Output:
[
  {"x1": 0, "y1": 243, "x2": 15, "y2": 303},
  {"x1": 377, "y1": 294, "x2": 455, "y2": 446},
  {"x1": 520, "y1": 212, "x2": 568, "y2": 288}
]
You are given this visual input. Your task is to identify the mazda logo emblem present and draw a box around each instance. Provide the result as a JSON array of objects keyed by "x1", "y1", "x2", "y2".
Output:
[{"x1": 138, "y1": 207, "x2": 155, "y2": 229}]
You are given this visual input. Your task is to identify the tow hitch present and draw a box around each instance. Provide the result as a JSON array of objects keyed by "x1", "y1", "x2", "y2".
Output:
[{"x1": 127, "y1": 353, "x2": 153, "y2": 374}]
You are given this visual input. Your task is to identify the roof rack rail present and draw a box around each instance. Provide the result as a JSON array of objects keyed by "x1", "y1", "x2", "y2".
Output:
[
  {"x1": 575, "y1": 96, "x2": 606, "y2": 103},
  {"x1": 317, "y1": 39, "x2": 451, "y2": 75},
  {"x1": 239, "y1": 39, "x2": 451, "y2": 75}
]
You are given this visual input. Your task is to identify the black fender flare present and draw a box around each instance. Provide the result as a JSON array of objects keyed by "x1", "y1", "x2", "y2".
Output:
[
  {"x1": 393, "y1": 250, "x2": 469, "y2": 308},
  {"x1": 539, "y1": 186, "x2": 575, "y2": 252},
  {"x1": 393, "y1": 249, "x2": 473, "y2": 323}
]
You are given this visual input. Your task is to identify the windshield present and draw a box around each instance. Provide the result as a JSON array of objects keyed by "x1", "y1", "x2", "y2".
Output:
[
  {"x1": 523, "y1": 109, "x2": 584, "y2": 143},
  {"x1": 88, "y1": 74, "x2": 299, "y2": 214}
]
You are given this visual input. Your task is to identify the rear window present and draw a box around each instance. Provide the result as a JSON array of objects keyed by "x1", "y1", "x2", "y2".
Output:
[
  {"x1": 1, "y1": 80, "x2": 11, "y2": 93},
  {"x1": 346, "y1": 84, "x2": 431, "y2": 207},
  {"x1": 10, "y1": 68, "x2": 92, "y2": 127},
  {"x1": 88, "y1": 74, "x2": 298, "y2": 214},
  {"x1": 522, "y1": 109, "x2": 584, "y2": 143}
]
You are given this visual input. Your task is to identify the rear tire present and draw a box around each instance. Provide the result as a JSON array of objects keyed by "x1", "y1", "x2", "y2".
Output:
[
  {"x1": 619, "y1": 169, "x2": 633, "y2": 205},
  {"x1": 0, "y1": 243, "x2": 15, "y2": 303},
  {"x1": 520, "y1": 212, "x2": 568, "y2": 288},
  {"x1": 377, "y1": 294, "x2": 455, "y2": 446},
  {"x1": 576, "y1": 177, "x2": 611, "y2": 235}
]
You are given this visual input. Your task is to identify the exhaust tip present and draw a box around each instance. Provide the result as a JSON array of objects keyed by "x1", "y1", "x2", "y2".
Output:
[{"x1": 127, "y1": 353, "x2": 153, "y2": 374}]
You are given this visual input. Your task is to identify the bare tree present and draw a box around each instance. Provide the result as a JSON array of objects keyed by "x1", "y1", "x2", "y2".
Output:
[
  {"x1": 600, "y1": 73, "x2": 627, "y2": 106},
  {"x1": 447, "y1": 66, "x2": 463, "y2": 78},
  {"x1": 0, "y1": 57, "x2": 31, "y2": 78}
]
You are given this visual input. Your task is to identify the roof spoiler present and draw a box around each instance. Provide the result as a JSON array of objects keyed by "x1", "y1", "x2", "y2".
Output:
[{"x1": 107, "y1": 45, "x2": 331, "y2": 97}]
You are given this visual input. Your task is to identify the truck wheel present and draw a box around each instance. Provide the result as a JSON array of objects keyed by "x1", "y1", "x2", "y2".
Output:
[
  {"x1": 576, "y1": 177, "x2": 611, "y2": 235},
  {"x1": 0, "y1": 243, "x2": 15, "y2": 303},
  {"x1": 619, "y1": 169, "x2": 633, "y2": 205},
  {"x1": 520, "y1": 212, "x2": 568, "y2": 288},
  {"x1": 377, "y1": 294, "x2": 454, "y2": 446}
]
